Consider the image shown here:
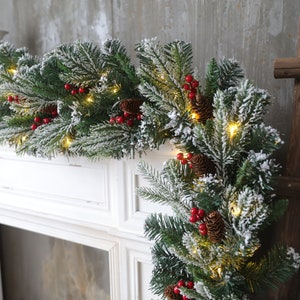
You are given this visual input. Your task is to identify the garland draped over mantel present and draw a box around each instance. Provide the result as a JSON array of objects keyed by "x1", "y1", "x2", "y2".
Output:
[{"x1": 0, "y1": 38, "x2": 299, "y2": 299}]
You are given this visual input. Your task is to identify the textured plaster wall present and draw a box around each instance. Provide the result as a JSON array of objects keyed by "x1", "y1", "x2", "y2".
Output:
[
  {"x1": 0, "y1": 0, "x2": 299, "y2": 159},
  {"x1": 0, "y1": 1, "x2": 299, "y2": 299}
]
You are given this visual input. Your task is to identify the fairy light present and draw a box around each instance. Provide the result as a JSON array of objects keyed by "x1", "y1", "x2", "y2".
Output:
[
  {"x1": 230, "y1": 203, "x2": 241, "y2": 217},
  {"x1": 191, "y1": 112, "x2": 200, "y2": 121},
  {"x1": 111, "y1": 84, "x2": 121, "y2": 94},
  {"x1": 62, "y1": 135, "x2": 73, "y2": 149},
  {"x1": 227, "y1": 122, "x2": 240, "y2": 140},
  {"x1": 8, "y1": 67, "x2": 17, "y2": 75},
  {"x1": 85, "y1": 95, "x2": 94, "y2": 104}
]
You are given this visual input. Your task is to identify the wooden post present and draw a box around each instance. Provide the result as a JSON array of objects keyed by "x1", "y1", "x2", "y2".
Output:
[{"x1": 270, "y1": 16, "x2": 300, "y2": 300}]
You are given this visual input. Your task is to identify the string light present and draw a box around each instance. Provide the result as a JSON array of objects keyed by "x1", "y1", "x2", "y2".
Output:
[
  {"x1": 230, "y1": 203, "x2": 241, "y2": 217},
  {"x1": 227, "y1": 122, "x2": 240, "y2": 140},
  {"x1": 85, "y1": 95, "x2": 94, "y2": 104},
  {"x1": 111, "y1": 84, "x2": 121, "y2": 94},
  {"x1": 62, "y1": 135, "x2": 73, "y2": 149},
  {"x1": 8, "y1": 67, "x2": 17, "y2": 75},
  {"x1": 191, "y1": 112, "x2": 200, "y2": 121}
]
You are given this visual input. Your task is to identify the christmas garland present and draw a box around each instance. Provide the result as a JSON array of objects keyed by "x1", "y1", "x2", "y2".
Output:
[{"x1": 0, "y1": 38, "x2": 299, "y2": 299}]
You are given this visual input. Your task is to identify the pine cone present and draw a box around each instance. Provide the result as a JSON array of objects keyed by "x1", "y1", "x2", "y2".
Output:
[
  {"x1": 119, "y1": 98, "x2": 144, "y2": 114},
  {"x1": 205, "y1": 211, "x2": 225, "y2": 243},
  {"x1": 190, "y1": 94, "x2": 213, "y2": 124},
  {"x1": 163, "y1": 285, "x2": 182, "y2": 300},
  {"x1": 190, "y1": 153, "x2": 215, "y2": 177}
]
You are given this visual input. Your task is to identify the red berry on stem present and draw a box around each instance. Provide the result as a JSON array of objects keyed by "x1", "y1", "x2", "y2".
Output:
[
  {"x1": 136, "y1": 114, "x2": 143, "y2": 121},
  {"x1": 200, "y1": 228, "x2": 207, "y2": 236},
  {"x1": 126, "y1": 119, "x2": 134, "y2": 127},
  {"x1": 198, "y1": 223, "x2": 207, "y2": 231},
  {"x1": 51, "y1": 110, "x2": 58, "y2": 117},
  {"x1": 185, "y1": 74, "x2": 194, "y2": 83},
  {"x1": 186, "y1": 152, "x2": 193, "y2": 160},
  {"x1": 34, "y1": 116, "x2": 42, "y2": 123},
  {"x1": 197, "y1": 209, "x2": 205, "y2": 219},
  {"x1": 31, "y1": 123, "x2": 38, "y2": 130},
  {"x1": 190, "y1": 207, "x2": 198, "y2": 215},
  {"x1": 173, "y1": 286, "x2": 180, "y2": 294},
  {"x1": 7, "y1": 95, "x2": 13, "y2": 102},
  {"x1": 78, "y1": 87, "x2": 85, "y2": 94},
  {"x1": 43, "y1": 118, "x2": 51, "y2": 124},
  {"x1": 64, "y1": 83, "x2": 71, "y2": 90},
  {"x1": 176, "y1": 152, "x2": 184, "y2": 160},
  {"x1": 109, "y1": 117, "x2": 115, "y2": 124},
  {"x1": 177, "y1": 280, "x2": 185, "y2": 287},
  {"x1": 123, "y1": 111, "x2": 131, "y2": 118},
  {"x1": 181, "y1": 158, "x2": 188, "y2": 165},
  {"x1": 188, "y1": 92, "x2": 196, "y2": 99},
  {"x1": 182, "y1": 296, "x2": 190, "y2": 300},
  {"x1": 71, "y1": 89, "x2": 78, "y2": 95},
  {"x1": 189, "y1": 215, "x2": 198, "y2": 223},
  {"x1": 186, "y1": 281, "x2": 194, "y2": 289},
  {"x1": 116, "y1": 116, "x2": 124, "y2": 124},
  {"x1": 191, "y1": 80, "x2": 199, "y2": 88},
  {"x1": 182, "y1": 83, "x2": 191, "y2": 90}
]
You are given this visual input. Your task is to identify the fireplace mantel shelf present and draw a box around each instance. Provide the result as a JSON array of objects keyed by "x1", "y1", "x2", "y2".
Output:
[{"x1": 0, "y1": 144, "x2": 175, "y2": 300}]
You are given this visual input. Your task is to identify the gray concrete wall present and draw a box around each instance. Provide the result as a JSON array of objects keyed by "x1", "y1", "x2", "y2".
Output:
[{"x1": 0, "y1": 1, "x2": 299, "y2": 299}]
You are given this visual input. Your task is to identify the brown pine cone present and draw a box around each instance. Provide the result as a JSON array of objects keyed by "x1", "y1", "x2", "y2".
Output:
[
  {"x1": 205, "y1": 211, "x2": 225, "y2": 243},
  {"x1": 119, "y1": 98, "x2": 144, "y2": 114},
  {"x1": 163, "y1": 285, "x2": 182, "y2": 300},
  {"x1": 190, "y1": 94, "x2": 213, "y2": 124},
  {"x1": 190, "y1": 153, "x2": 215, "y2": 177}
]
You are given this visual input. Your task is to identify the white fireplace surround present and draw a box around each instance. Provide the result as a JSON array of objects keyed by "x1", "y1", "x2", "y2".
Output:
[{"x1": 0, "y1": 144, "x2": 176, "y2": 300}]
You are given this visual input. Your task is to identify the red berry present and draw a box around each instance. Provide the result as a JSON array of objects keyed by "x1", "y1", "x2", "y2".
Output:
[
  {"x1": 109, "y1": 117, "x2": 115, "y2": 124},
  {"x1": 190, "y1": 207, "x2": 198, "y2": 215},
  {"x1": 189, "y1": 215, "x2": 198, "y2": 223},
  {"x1": 186, "y1": 152, "x2": 193, "y2": 160},
  {"x1": 64, "y1": 83, "x2": 71, "y2": 90},
  {"x1": 116, "y1": 116, "x2": 124, "y2": 124},
  {"x1": 34, "y1": 116, "x2": 42, "y2": 123},
  {"x1": 71, "y1": 89, "x2": 78, "y2": 95},
  {"x1": 200, "y1": 228, "x2": 207, "y2": 236},
  {"x1": 197, "y1": 209, "x2": 205, "y2": 219},
  {"x1": 176, "y1": 152, "x2": 184, "y2": 160},
  {"x1": 136, "y1": 114, "x2": 143, "y2": 120},
  {"x1": 191, "y1": 80, "x2": 199, "y2": 88},
  {"x1": 181, "y1": 158, "x2": 188, "y2": 165},
  {"x1": 126, "y1": 119, "x2": 134, "y2": 127},
  {"x1": 51, "y1": 110, "x2": 58, "y2": 117},
  {"x1": 14, "y1": 95, "x2": 19, "y2": 102},
  {"x1": 173, "y1": 286, "x2": 180, "y2": 294},
  {"x1": 182, "y1": 83, "x2": 191, "y2": 90},
  {"x1": 198, "y1": 223, "x2": 207, "y2": 231},
  {"x1": 123, "y1": 111, "x2": 131, "y2": 118},
  {"x1": 182, "y1": 296, "x2": 190, "y2": 300},
  {"x1": 78, "y1": 87, "x2": 85, "y2": 94},
  {"x1": 7, "y1": 95, "x2": 13, "y2": 102},
  {"x1": 186, "y1": 281, "x2": 194, "y2": 289},
  {"x1": 188, "y1": 92, "x2": 196, "y2": 99},
  {"x1": 43, "y1": 118, "x2": 51, "y2": 124},
  {"x1": 177, "y1": 280, "x2": 185, "y2": 287},
  {"x1": 185, "y1": 74, "x2": 194, "y2": 83},
  {"x1": 31, "y1": 123, "x2": 38, "y2": 130}
]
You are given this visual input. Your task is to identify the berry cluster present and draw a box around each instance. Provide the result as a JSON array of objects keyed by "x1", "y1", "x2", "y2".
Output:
[
  {"x1": 31, "y1": 109, "x2": 58, "y2": 131},
  {"x1": 182, "y1": 74, "x2": 199, "y2": 100},
  {"x1": 176, "y1": 152, "x2": 193, "y2": 166},
  {"x1": 64, "y1": 83, "x2": 88, "y2": 96},
  {"x1": 189, "y1": 207, "x2": 207, "y2": 236},
  {"x1": 7, "y1": 94, "x2": 19, "y2": 103},
  {"x1": 173, "y1": 279, "x2": 195, "y2": 300},
  {"x1": 109, "y1": 111, "x2": 142, "y2": 127}
]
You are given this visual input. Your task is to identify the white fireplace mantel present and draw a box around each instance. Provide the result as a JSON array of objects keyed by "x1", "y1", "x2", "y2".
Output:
[{"x1": 0, "y1": 144, "x2": 176, "y2": 300}]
